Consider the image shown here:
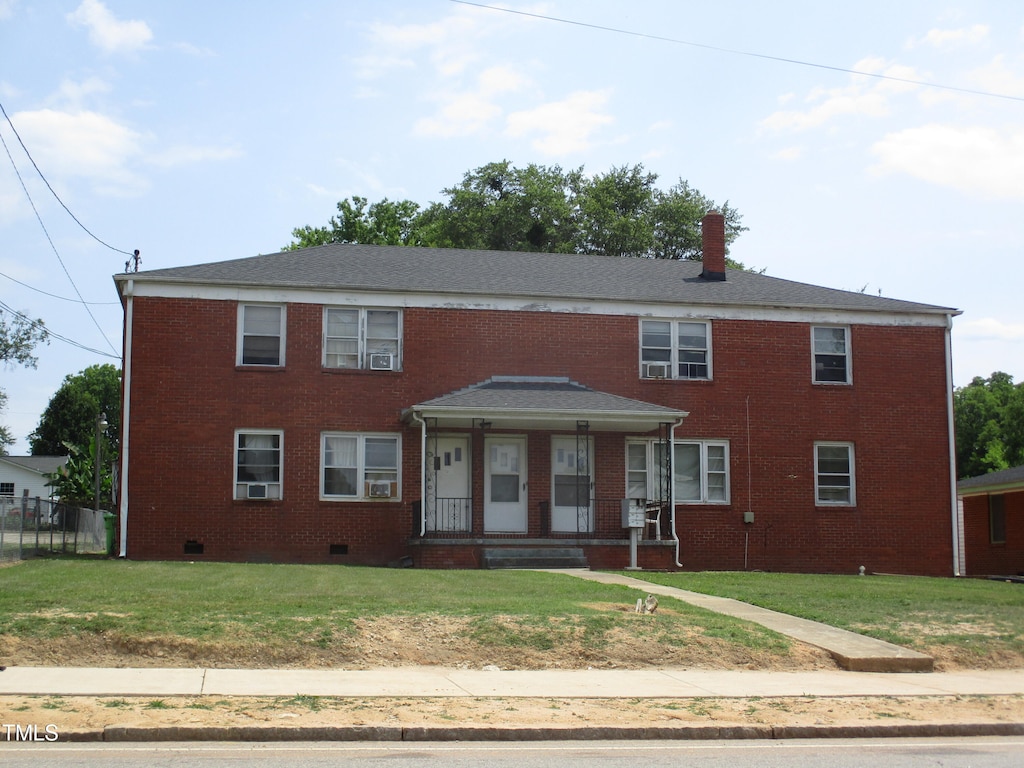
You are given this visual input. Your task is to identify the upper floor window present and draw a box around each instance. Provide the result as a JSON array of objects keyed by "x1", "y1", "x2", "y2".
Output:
[
  {"x1": 238, "y1": 304, "x2": 285, "y2": 366},
  {"x1": 640, "y1": 320, "x2": 710, "y2": 380},
  {"x1": 322, "y1": 432, "x2": 401, "y2": 500},
  {"x1": 324, "y1": 308, "x2": 401, "y2": 371},
  {"x1": 815, "y1": 442, "x2": 855, "y2": 506},
  {"x1": 627, "y1": 439, "x2": 729, "y2": 504},
  {"x1": 812, "y1": 326, "x2": 850, "y2": 384},
  {"x1": 235, "y1": 430, "x2": 282, "y2": 500}
]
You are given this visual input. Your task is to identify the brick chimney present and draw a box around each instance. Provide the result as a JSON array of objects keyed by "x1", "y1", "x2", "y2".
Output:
[{"x1": 700, "y1": 210, "x2": 726, "y2": 281}]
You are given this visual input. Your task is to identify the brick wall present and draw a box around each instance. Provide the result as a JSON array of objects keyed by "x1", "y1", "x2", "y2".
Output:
[
  {"x1": 123, "y1": 297, "x2": 954, "y2": 574},
  {"x1": 961, "y1": 491, "x2": 1024, "y2": 577}
]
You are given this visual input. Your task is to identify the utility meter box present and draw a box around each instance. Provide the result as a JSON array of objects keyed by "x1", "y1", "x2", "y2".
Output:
[{"x1": 621, "y1": 499, "x2": 646, "y2": 529}]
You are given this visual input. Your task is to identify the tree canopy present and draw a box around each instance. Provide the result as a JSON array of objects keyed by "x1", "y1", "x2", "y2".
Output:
[
  {"x1": 953, "y1": 371, "x2": 1024, "y2": 478},
  {"x1": 286, "y1": 161, "x2": 748, "y2": 266},
  {"x1": 29, "y1": 363, "x2": 121, "y2": 459},
  {"x1": 0, "y1": 311, "x2": 48, "y2": 454}
]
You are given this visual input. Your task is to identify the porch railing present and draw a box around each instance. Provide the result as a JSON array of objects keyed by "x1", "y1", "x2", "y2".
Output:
[
  {"x1": 422, "y1": 498, "x2": 473, "y2": 534},
  {"x1": 414, "y1": 496, "x2": 667, "y2": 540}
]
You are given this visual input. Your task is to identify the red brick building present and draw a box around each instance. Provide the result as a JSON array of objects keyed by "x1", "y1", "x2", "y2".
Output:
[
  {"x1": 957, "y1": 465, "x2": 1024, "y2": 578},
  {"x1": 113, "y1": 214, "x2": 962, "y2": 574}
]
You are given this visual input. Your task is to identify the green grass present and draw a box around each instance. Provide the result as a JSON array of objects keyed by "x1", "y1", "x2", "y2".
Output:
[
  {"x1": 0, "y1": 559, "x2": 790, "y2": 660},
  {"x1": 622, "y1": 571, "x2": 1024, "y2": 659},
  {"x1": 5, "y1": 560, "x2": 1022, "y2": 664}
]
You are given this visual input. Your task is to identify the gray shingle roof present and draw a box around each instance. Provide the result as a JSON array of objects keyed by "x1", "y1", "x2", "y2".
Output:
[
  {"x1": 405, "y1": 377, "x2": 686, "y2": 432},
  {"x1": 958, "y1": 464, "x2": 1024, "y2": 494},
  {"x1": 416, "y1": 376, "x2": 683, "y2": 415},
  {"x1": 121, "y1": 243, "x2": 957, "y2": 315},
  {"x1": 0, "y1": 456, "x2": 68, "y2": 475}
]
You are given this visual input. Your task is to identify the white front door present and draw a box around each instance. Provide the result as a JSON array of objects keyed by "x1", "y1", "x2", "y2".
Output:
[
  {"x1": 551, "y1": 436, "x2": 593, "y2": 532},
  {"x1": 425, "y1": 436, "x2": 471, "y2": 532},
  {"x1": 484, "y1": 437, "x2": 527, "y2": 533}
]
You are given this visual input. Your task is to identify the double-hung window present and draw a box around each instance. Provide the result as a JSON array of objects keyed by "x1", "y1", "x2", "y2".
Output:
[
  {"x1": 0, "y1": 482, "x2": 14, "y2": 496},
  {"x1": 812, "y1": 326, "x2": 850, "y2": 384},
  {"x1": 322, "y1": 433, "x2": 400, "y2": 500},
  {"x1": 640, "y1": 320, "x2": 710, "y2": 379},
  {"x1": 324, "y1": 308, "x2": 401, "y2": 370},
  {"x1": 814, "y1": 442, "x2": 855, "y2": 505},
  {"x1": 238, "y1": 304, "x2": 285, "y2": 366},
  {"x1": 235, "y1": 430, "x2": 282, "y2": 499},
  {"x1": 627, "y1": 439, "x2": 729, "y2": 504}
]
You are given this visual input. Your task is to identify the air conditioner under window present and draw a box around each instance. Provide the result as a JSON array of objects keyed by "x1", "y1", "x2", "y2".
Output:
[
  {"x1": 642, "y1": 362, "x2": 671, "y2": 379},
  {"x1": 367, "y1": 481, "x2": 393, "y2": 498},
  {"x1": 369, "y1": 352, "x2": 395, "y2": 371},
  {"x1": 247, "y1": 484, "x2": 268, "y2": 499}
]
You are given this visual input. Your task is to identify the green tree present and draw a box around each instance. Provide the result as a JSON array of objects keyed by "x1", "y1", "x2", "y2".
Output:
[
  {"x1": 953, "y1": 372, "x2": 1024, "y2": 478},
  {"x1": 285, "y1": 161, "x2": 748, "y2": 265},
  {"x1": 29, "y1": 364, "x2": 121, "y2": 460},
  {"x1": 0, "y1": 311, "x2": 49, "y2": 455}
]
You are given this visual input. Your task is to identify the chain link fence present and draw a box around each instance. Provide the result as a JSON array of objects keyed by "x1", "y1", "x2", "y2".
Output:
[{"x1": 0, "y1": 495, "x2": 111, "y2": 563}]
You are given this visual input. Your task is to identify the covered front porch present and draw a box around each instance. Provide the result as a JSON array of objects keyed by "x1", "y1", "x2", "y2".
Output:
[{"x1": 403, "y1": 377, "x2": 687, "y2": 569}]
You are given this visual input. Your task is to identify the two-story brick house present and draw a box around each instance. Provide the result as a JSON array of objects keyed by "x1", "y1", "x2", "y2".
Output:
[{"x1": 113, "y1": 213, "x2": 962, "y2": 574}]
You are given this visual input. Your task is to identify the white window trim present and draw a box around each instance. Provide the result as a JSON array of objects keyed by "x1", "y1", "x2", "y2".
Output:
[
  {"x1": 627, "y1": 438, "x2": 730, "y2": 505},
  {"x1": 237, "y1": 303, "x2": 286, "y2": 367},
  {"x1": 814, "y1": 441, "x2": 856, "y2": 507},
  {"x1": 639, "y1": 319, "x2": 712, "y2": 380},
  {"x1": 322, "y1": 307, "x2": 403, "y2": 371},
  {"x1": 320, "y1": 432, "x2": 402, "y2": 501},
  {"x1": 234, "y1": 429, "x2": 283, "y2": 500},
  {"x1": 811, "y1": 325, "x2": 851, "y2": 385}
]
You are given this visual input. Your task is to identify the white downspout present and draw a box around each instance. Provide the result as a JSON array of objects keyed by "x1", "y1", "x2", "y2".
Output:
[
  {"x1": 670, "y1": 416, "x2": 686, "y2": 567},
  {"x1": 409, "y1": 410, "x2": 427, "y2": 537},
  {"x1": 118, "y1": 281, "x2": 134, "y2": 558},
  {"x1": 945, "y1": 314, "x2": 962, "y2": 577}
]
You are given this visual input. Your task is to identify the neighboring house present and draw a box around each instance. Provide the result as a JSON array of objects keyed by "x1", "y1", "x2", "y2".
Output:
[
  {"x1": 957, "y1": 465, "x2": 1024, "y2": 577},
  {"x1": 0, "y1": 456, "x2": 68, "y2": 501},
  {"x1": 113, "y1": 213, "x2": 962, "y2": 574}
]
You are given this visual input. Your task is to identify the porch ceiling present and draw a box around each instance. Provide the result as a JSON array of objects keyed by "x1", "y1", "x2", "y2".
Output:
[{"x1": 403, "y1": 376, "x2": 687, "y2": 433}]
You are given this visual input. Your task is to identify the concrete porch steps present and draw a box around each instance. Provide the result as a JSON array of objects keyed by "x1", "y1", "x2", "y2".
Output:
[{"x1": 482, "y1": 547, "x2": 588, "y2": 569}]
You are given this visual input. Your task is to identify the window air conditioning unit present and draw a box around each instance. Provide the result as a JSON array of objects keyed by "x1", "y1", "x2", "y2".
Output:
[
  {"x1": 643, "y1": 362, "x2": 671, "y2": 379},
  {"x1": 247, "y1": 483, "x2": 268, "y2": 499},
  {"x1": 369, "y1": 353, "x2": 395, "y2": 371},
  {"x1": 368, "y1": 481, "x2": 393, "y2": 498}
]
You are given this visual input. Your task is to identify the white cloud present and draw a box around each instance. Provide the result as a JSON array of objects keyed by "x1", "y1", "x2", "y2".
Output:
[
  {"x1": 760, "y1": 58, "x2": 929, "y2": 133},
  {"x1": 0, "y1": 0, "x2": 16, "y2": 21},
  {"x1": 414, "y1": 92, "x2": 504, "y2": 138},
  {"x1": 957, "y1": 317, "x2": 1024, "y2": 342},
  {"x1": 907, "y1": 24, "x2": 989, "y2": 50},
  {"x1": 8, "y1": 108, "x2": 146, "y2": 195},
  {"x1": 771, "y1": 146, "x2": 804, "y2": 161},
  {"x1": 505, "y1": 90, "x2": 614, "y2": 155},
  {"x1": 870, "y1": 124, "x2": 1024, "y2": 200},
  {"x1": 414, "y1": 65, "x2": 528, "y2": 139},
  {"x1": 66, "y1": 0, "x2": 152, "y2": 55}
]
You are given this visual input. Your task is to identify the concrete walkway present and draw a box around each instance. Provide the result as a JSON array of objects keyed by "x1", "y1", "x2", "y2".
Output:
[
  {"x1": 551, "y1": 570, "x2": 935, "y2": 672},
  {"x1": 2, "y1": 665, "x2": 1023, "y2": 699}
]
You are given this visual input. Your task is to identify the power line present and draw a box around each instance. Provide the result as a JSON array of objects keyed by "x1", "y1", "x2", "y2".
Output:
[
  {"x1": 0, "y1": 270, "x2": 120, "y2": 305},
  {"x1": 0, "y1": 99, "x2": 135, "y2": 256},
  {"x1": 452, "y1": 1, "x2": 1024, "y2": 103},
  {"x1": 0, "y1": 300, "x2": 120, "y2": 360},
  {"x1": 0, "y1": 117, "x2": 120, "y2": 356}
]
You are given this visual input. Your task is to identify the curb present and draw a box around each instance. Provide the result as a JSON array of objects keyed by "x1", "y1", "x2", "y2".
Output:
[{"x1": 49, "y1": 722, "x2": 1024, "y2": 743}]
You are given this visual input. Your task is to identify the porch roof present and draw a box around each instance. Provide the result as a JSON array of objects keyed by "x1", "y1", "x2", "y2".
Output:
[{"x1": 403, "y1": 376, "x2": 687, "y2": 432}]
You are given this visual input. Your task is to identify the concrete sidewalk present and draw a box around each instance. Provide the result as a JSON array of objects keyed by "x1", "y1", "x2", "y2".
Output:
[
  {"x1": 2, "y1": 665, "x2": 1024, "y2": 699},
  {"x1": 551, "y1": 570, "x2": 935, "y2": 672}
]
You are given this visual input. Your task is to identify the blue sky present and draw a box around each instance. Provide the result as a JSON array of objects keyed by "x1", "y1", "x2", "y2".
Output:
[{"x1": 1, "y1": 1, "x2": 1022, "y2": 454}]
